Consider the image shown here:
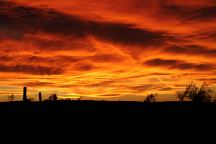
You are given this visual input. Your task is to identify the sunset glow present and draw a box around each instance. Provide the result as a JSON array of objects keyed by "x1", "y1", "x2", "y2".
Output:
[{"x1": 0, "y1": 0, "x2": 216, "y2": 101}]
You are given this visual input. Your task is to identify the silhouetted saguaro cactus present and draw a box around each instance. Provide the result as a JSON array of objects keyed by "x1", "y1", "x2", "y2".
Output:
[
  {"x1": 23, "y1": 87, "x2": 27, "y2": 102},
  {"x1": 39, "y1": 92, "x2": 42, "y2": 102}
]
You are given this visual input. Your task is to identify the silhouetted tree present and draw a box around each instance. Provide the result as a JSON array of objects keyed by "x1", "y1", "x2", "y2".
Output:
[
  {"x1": 8, "y1": 94, "x2": 15, "y2": 102},
  {"x1": 49, "y1": 94, "x2": 58, "y2": 101},
  {"x1": 145, "y1": 93, "x2": 157, "y2": 103},
  {"x1": 176, "y1": 82, "x2": 213, "y2": 103},
  {"x1": 176, "y1": 91, "x2": 185, "y2": 102},
  {"x1": 212, "y1": 96, "x2": 216, "y2": 103}
]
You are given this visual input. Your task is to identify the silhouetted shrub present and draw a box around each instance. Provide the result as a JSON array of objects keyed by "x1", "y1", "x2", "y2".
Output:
[
  {"x1": 49, "y1": 94, "x2": 58, "y2": 101},
  {"x1": 211, "y1": 96, "x2": 216, "y2": 103},
  {"x1": 8, "y1": 94, "x2": 15, "y2": 102},
  {"x1": 176, "y1": 82, "x2": 213, "y2": 103},
  {"x1": 176, "y1": 91, "x2": 185, "y2": 102},
  {"x1": 145, "y1": 93, "x2": 157, "y2": 103}
]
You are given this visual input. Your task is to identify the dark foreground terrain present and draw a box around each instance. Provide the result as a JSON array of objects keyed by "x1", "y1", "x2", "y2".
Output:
[
  {"x1": 1, "y1": 101, "x2": 216, "y2": 133},
  {"x1": 1, "y1": 100, "x2": 216, "y2": 114}
]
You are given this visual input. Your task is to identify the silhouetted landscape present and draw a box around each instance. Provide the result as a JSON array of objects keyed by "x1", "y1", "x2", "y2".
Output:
[
  {"x1": 1, "y1": 1, "x2": 216, "y2": 125},
  {"x1": 1, "y1": 83, "x2": 216, "y2": 116}
]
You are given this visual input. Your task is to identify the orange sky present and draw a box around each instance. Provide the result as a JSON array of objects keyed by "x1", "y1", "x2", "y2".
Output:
[{"x1": 0, "y1": 0, "x2": 216, "y2": 101}]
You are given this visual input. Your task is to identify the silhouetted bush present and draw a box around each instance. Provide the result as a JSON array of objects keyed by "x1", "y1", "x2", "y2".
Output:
[
  {"x1": 145, "y1": 93, "x2": 157, "y2": 103},
  {"x1": 176, "y1": 82, "x2": 213, "y2": 103},
  {"x1": 8, "y1": 94, "x2": 15, "y2": 102},
  {"x1": 49, "y1": 94, "x2": 58, "y2": 101}
]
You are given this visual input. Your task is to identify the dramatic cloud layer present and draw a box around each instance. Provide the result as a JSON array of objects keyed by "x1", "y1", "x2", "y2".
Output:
[
  {"x1": 143, "y1": 58, "x2": 215, "y2": 71},
  {"x1": 0, "y1": 0, "x2": 216, "y2": 101}
]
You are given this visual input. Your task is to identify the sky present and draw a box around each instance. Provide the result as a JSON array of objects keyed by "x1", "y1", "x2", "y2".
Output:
[{"x1": 0, "y1": 0, "x2": 216, "y2": 101}]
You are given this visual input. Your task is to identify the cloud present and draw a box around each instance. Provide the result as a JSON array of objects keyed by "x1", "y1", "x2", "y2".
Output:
[
  {"x1": 87, "y1": 82, "x2": 113, "y2": 88},
  {"x1": 16, "y1": 81, "x2": 55, "y2": 87},
  {"x1": 155, "y1": 1, "x2": 216, "y2": 25},
  {"x1": 0, "y1": 56, "x2": 12, "y2": 62},
  {"x1": 89, "y1": 54, "x2": 124, "y2": 63},
  {"x1": 0, "y1": 54, "x2": 83, "y2": 66},
  {"x1": 189, "y1": 30, "x2": 216, "y2": 42},
  {"x1": 0, "y1": 64, "x2": 63, "y2": 75},
  {"x1": 23, "y1": 55, "x2": 84, "y2": 65},
  {"x1": 89, "y1": 23, "x2": 166, "y2": 47},
  {"x1": 0, "y1": 0, "x2": 166, "y2": 47},
  {"x1": 164, "y1": 45, "x2": 216, "y2": 57},
  {"x1": 29, "y1": 36, "x2": 96, "y2": 52},
  {"x1": 150, "y1": 72, "x2": 171, "y2": 76},
  {"x1": 196, "y1": 78, "x2": 216, "y2": 83},
  {"x1": 0, "y1": 54, "x2": 127, "y2": 74},
  {"x1": 143, "y1": 58, "x2": 215, "y2": 71},
  {"x1": 159, "y1": 87, "x2": 173, "y2": 91},
  {"x1": 184, "y1": 5, "x2": 216, "y2": 21},
  {"x1": 73, "y1": 63, "x2": 93, "y2": 71},
  {"x1": 129, "y1": 84, "x2": 164, "y2": 92},
  {"x1": 99, "y1": 94, "x2": 121, "y2": 97}
]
